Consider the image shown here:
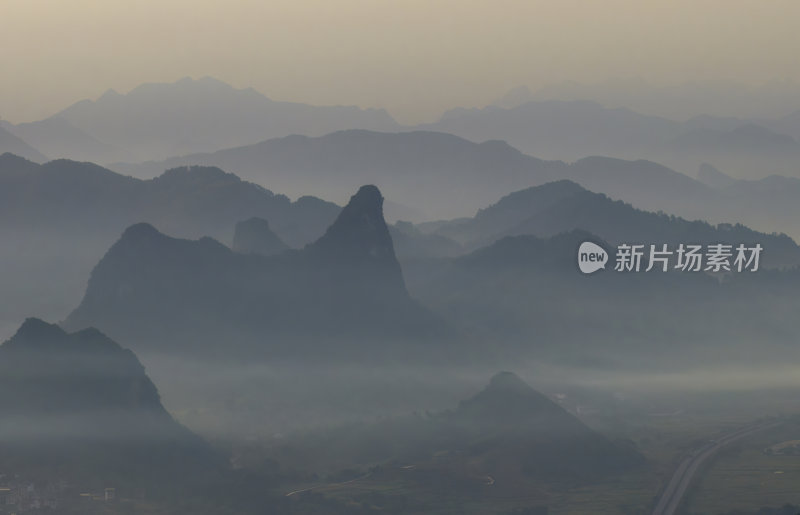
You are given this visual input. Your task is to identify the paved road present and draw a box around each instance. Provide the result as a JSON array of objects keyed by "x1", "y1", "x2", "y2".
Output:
[{"x1": 651, "y1": 420, "x2": 781, "y2": 515}]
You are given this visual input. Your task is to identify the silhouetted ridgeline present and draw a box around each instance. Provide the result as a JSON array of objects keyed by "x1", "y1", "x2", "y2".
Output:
[
  {"x1": 65, "y1": 185, "x2": 449, "y2": 359},
  {"x1": 0, "y1": 154, "x2": 340, "y2": 339},
  {"x1": 424, "y1": 98, "x2": 800, "y2": 181},
  {"x1": 117, "y1": 130, "x2": 556, "y2": 220},
  {"x1": 116, "y1": 129, "x2": 800, "y2": 241},
  {"x1": 0, "y1": 318, "x2": 221, "y2": 491},
  {"x1": 0, "y1": 125, "x2": 47, "y2": 162},
  {"x1": 62, "y1": 179, "x2": 800, "y2": 369},
  {"x1": 0, "y1": 155, "x2": 338, "y2": 247},
  {"x1": 269, "y1": 372, "x2": 643, "y2": 487},
  {"x1": 444, "y1": 371, "x2": 643, "y2": 479},
  {"x1": 407, "y1": 228, "x2": 800, "y2": 369},
  {"x1": 23, "y1": 76, "x2": 399, "y2": 163},
  {"x1": 424, "y1": 180, "x2": 800, "y2": 267}
]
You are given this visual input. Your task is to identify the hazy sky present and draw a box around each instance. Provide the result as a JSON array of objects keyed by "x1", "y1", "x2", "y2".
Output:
[{"x1": 2, "y1": 0, "x2": 799, "y2": 124}]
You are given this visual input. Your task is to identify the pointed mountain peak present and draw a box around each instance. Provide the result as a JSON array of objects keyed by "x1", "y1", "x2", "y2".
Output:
[
  {"x1": 6, "y1": 319, "x2": 126, "y2": 357},
  {"x1": 455, "y1": 372, "x2": 566, "y2": 426},
  {"x1": 486, "y1": 371, "x2": 534, "y2": 393},
  {"x1": 349, "y1": 184, "x2": 384, "y2": 211},
  {"x1": 9, "y1": 318, "x2": 67, "y2": 345},
  {"x1": 305, "y1": 184, "x2": 397, "y2": 263},
  {"x1": 121, "y1": 222, "x2": 163, "y2": 242}
]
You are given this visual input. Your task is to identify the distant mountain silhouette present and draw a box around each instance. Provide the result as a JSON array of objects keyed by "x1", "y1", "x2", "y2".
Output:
[
  {"x1": 424, "y1": 99, "x2": 680, "y2": 161},
  {"x1": 50, "y1": 76, "x2": 398, "y2": 162},
  {"x1": 423, "y1": 98, "x2": 800, "y2": 181},
  {"x1": 2, "y1": 318, "x2": 178, "y2": 433},
  {"x1": 24, "y1": 76, "x2": 800, "y2": 179},
  {"x1": 664, "y1": 123, "x2": 800, "y2": 156},
  {"x1": 232, "y1": 217, "x2": 289, "y2": 256},
  {"x1": 442, "y1": 371, "x2": 643, "y2": 479},
  {"x1": 406, "y1": 229, "x2": 800, "y2": 369},
  {"x1": 120, "y1": 129, "x2": 725, "y2": 222},
  {"x1": 389, "y1": 221, "x2": 463, "y2": 260},
  {"x1": 64, "y1": 185, "x2": 447, "y2": 358},
  {"x1": 427, "y1": 180, "x2": 800, "y2": 267},
  {"x1": 275, "y1": 370, "x2": 643, "y2": 488},
  {"x1": 758, "y1": 109, "x2": 800, "y2": 142},
  {"x1": 0, "y1": 318, "x2": 219, "y2": 487},
  {"x1": 0, "y1": 156, "x2": 339, "y2": 342},
  {"x1": 115, "y1": 128, "x2": 800, "y2": 241},
  {"x1": 116, "y1": 130, "x2": 559, "y2": 220},
  {"x1": 708, "y1": 175, "x2": 800, "y2": 239},
  {"x1": 697, "y1": 162, "x2": 737, "y2": 189},
  {"x1": 0, "y1": 158, "x2": 338, "y2": 246},
  {"x1": 511, "y1": 79, "x2": 800, "y2": 121},
  {"x1": 0, "y1": 127, "x2": 47, "y2": 162},
  {"x1": 2, "y1": 117, "x2": 123, "y2": 163}
]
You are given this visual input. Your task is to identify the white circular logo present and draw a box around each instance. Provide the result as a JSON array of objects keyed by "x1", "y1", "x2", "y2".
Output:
[{"x1": 577, "y1": 242, "x2": 608, "y2": 274}]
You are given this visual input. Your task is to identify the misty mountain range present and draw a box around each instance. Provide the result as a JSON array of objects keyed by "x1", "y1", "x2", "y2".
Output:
[
  {"x1": 44, "y1": 176, "x2": 800, "y2": 373},
  {"x1": 0, "y1": 318, "x2": 220, "y2": 490},
  {"x1": 3, "y1": 76, "x2": 800, "y2": 512},
  {"x1": 63, "y1": 185, "x2": 448, "y2": 359},
  {"x1": 6, "y1": 76, "x2": 800, "y2": 184},
  {"x1": 5, "y1": 76, "x2": 800, "y2": 239},
  {"x1": 115, "y1": 129, "x2": 553, "y2": 220},
  {"x1": 0, "y1": 154, "x2": 340, "y2": 341},
  {"x1": 0, "y1": 124, "x2": 47, "y2": 162},
  {"x1": 0, "y1": 314, "x2": 642, "y2": 512},
  {"x1": 424, "y1": 98, "x2": 800, "y2": 179},
  {"x1": 405, "y1": 227, "x2": 800, "y2": 370},
  {"x1": 2, "y1": 77, "x2": 398, "y2": 163},
  {"x1": 495, "y1": 79, "x2": 800, "y2": 122},
  {"x1": 121, "y1": 129, "x2": 709, "y2": 222},
  {"x1": 419, "y1": 179, "x2": 800, "y2": 267},
  {"x1": 4, "y1": 144, "x2": 800, "y2": 348},
  {"x1": 113, "y1": 128, "x2": 800, "y2": 241}
]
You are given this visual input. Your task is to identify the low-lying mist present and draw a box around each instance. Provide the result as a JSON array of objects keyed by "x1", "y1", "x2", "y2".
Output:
[{"x1": 138, "y1": 354, "x2": 800, "y2": 440}]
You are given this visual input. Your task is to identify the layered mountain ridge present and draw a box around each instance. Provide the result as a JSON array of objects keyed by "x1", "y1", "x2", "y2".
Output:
[
  {"x1": 0, "y1": 318, "x2": 219, "y2": 488},
  {"x1": 64, "y1": 185, "x2": 447, "y2": 358}
]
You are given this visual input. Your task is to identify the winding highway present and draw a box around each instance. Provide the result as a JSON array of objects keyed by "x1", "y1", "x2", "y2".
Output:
[{"x1": 651, "y1": 420, "x2": 781, "y2": 515}]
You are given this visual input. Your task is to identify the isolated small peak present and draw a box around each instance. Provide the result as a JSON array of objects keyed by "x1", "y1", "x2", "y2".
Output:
[
  {"x1": 10, "y1": 318, "x2": 66, "y2": 345},
  {"x1": 120, "y1": 222, "x2": 162, "y2": 241},
  {"x1": 487, "y1": 371, "x2": 532, "y2": 392}
]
